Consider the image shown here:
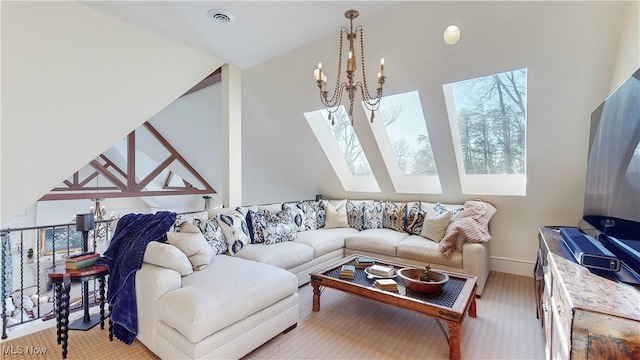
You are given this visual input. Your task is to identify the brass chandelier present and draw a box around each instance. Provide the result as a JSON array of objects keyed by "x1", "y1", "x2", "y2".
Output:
[{"x1": 314, "y1": 9, "x2": 386, "y2": 126}]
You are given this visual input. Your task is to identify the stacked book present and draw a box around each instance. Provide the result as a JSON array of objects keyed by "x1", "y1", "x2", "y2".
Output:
[
  {"x1": 355, "y1": 256, "x2": 375, "y2": 269},
  {"x1": 65, "y1": 252, "x2": 100, "y2": 270},
  {"x1": 368, "y1": 264, "x2": 395, "y2": 277},
  {"x1": 374, "y1": 278, "x2": 398, "y2": 292},
  {"x1": 339, "y1": 264, "x2": 356, "y2": 279}
]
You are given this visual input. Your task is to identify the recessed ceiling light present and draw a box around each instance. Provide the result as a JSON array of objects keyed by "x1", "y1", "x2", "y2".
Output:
[
  {"x1": 208, "y1": 9, "x2": 234, "y2": 24},
  {"x1": 444, "y1": 25, "x2": 461, "y2": 45}
]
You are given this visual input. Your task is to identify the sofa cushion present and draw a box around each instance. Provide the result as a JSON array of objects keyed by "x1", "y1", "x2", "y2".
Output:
[
  {"x1": 397, "y1": 235, "x2": 463, "y2": 268},
  {"x1": 344, "y1": 228, "x2": 410, "y2": 257},
  {"x1": 362, "y1": 201, "x2": 384, "y2": 230},
  {"x1": 284, "y1": 202, "x2": 317, "y2": 232},
  {"x1": 321, "y1": 227, "x2": 360, "y2": 237},
  {"x1": 346, "y1": 200, "x2": 366, "y2": 231},
  {"x1": 166, "y1": 231, "x2": 215, "y2": 271},
  {"x1": 309, "y1": 200, "x2": 326, "y2": 229},
  {"x1": 405, "y1": 203, "x2": 426, "y2": 235},
  {"x1": 234, "y1": 242, "x2": 314, "y2": 270},
  {"x1": 324, "y1": 200, "x2": 349, "y2": 228},
  {"x1": 262, "y1": 208, "x2": 297, "y2": 245},
  {"x1": 247, "y1": 210, "x2": 267, "y2": 244},
  {"x1": 383, "y1": 201, "x2": 406, "y2": 232},
  {"x1": 143, "y1": 241, "x2": 193, "y2": 276},
  {"x1": 420, "y1": 211, "x2": 452, "y2": 243},
  {"x1": 294, "y1": 229, "x2": 345, "y2": 258},
  {"x1": 157, "y1": 255, "x2": 298, "y2": 344},
  {"x1": 193, "y1": 218, "x2": 228, "y2": 255},
  {"x1": 217, "y1": 211, "x2": 251, "y2": 255}
]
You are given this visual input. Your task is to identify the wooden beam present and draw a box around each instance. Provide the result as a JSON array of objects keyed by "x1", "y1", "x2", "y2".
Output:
[{"x1": 180, "y1": 68, "x2": 222, "y2": 98}]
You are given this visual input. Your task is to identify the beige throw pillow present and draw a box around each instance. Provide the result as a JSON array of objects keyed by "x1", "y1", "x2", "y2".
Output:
[
  {"x1": 420, "y1": 211, "x2": 452, "y2": 242},
  {"x1": 143, "y1": 241, "x2": 193, "y2": 276},
  {"x1": 166, "y1": 231, "x2": 215, "y2": 271},
  {"x1": 324, "y1": 200, "x2": 349, "y2": 229}
]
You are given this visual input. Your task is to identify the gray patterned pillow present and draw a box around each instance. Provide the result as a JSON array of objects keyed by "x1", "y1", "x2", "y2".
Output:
[
  {"x1": 363, "y1": 201, "x2": 384, "y2": 229},
  {"x1": 262, "y1": 208, "x2": 297, "y2": 245},
  {"x1": 217, "y1": 211, "x2": 250, "y2": 255},
  {"x1": 346, "y1": 200, "x2": 365, "y2": 231},
  {"x1": 383, "y1": 201, "x2": 406, "y2": 232},
  {"x1": 405, "y1": 203, "x2": 426, "y2": 235},
  {"x1": 193, "y1": 218, "x2": 227, "y2": 255}
]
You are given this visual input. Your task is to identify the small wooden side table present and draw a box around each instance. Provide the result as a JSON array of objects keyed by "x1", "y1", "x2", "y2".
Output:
[{"x1": 48, "y1": 265, "x2": 109, "y2": 359}]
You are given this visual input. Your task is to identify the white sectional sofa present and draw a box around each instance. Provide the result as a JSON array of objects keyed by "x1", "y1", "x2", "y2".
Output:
[{"x1": 134, "y1": 198, "x2": 495, "y2": 359}]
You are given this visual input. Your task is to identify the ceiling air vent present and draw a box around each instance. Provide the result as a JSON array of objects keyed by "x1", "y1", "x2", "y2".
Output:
[{"x1": 208, "y1": 9, "x2": 234, "y2": 24}]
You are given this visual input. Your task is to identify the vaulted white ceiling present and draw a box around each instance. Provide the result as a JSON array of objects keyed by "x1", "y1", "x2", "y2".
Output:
[{"x1": 82, "y1": 1, "x2": 397, "y2": 69}]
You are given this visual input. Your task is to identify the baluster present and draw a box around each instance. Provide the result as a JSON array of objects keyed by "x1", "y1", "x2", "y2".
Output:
[{"x1": 1, "y1": 231, "x2": 10, "y2": 339}]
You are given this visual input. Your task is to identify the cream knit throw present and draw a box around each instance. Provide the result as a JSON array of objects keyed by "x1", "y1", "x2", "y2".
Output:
[{"x1": 439, "y1": 200, "x2": 497, "y2": 258}]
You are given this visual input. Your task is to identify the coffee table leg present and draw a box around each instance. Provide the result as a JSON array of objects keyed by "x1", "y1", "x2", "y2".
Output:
[
  {"x1": 312, "y1": 283, "x2": 321, "y2": 312},
  {"x1": 469, "y1": 296, "x2": 477, "y2": 318},
  {"x1": 447, "y1": 321, "x2": 461, "y2": 360}
]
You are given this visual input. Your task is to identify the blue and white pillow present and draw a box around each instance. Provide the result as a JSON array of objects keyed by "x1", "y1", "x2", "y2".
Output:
[
  {"x1": 405, "y1": 203, "x2": 426, "y2": 235},
  {"x1": 217, "y1": 211, "x2": 250, "y2": 255},
  {"x1": 383, "y1": 201, "x2": 406, "y2": 232},
  {"x1": 346, "y1": 200, "x2": 365, "y2": 231},
  {"x1": 286, "y1": 201, "x2": 317, "y2": 231},
  {"x1": 363, "y1": 201, "x2": 384, "y2": 230},
  {"x1": 247, "y1": 210, "x2": 267, "y2": 244},
  {"x1": 434, "y1": 202, "x2": 464, "y2": 217},
  {"x1": 307, "y1": 200, "x2": 326, "y2": 229},
  {"x1": 193, "y1": 218, "x2": 227, "y2": 255},
  {"x1": 262, "y1": 208, "x2": 297, "y2": 245}
]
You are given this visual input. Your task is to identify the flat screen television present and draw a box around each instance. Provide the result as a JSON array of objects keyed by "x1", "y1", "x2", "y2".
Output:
[{"x1": 581, "y1": 68, "x2": 640, "y2": 277}]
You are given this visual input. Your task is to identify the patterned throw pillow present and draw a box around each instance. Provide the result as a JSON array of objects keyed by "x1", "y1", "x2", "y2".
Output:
[
  {"x1": 307, "y1": 200, "x2": 326, "y2": 229},
  {"x1": 193, "y1": 218, "x2": 227, "y2": 255},
  {"x1": 405, "y1": 203, "x2": 426, "y2": 235},
  {"x1": 262, "y1": 208, "x2": 297, "y2": 245},
  {"x1": 217, "y1": 211, "x2": 251, "y2": 255},
  {"x1": 346, "y1": 200, "x2": 365, "y2": 231},
  {"x1": 433, "y1": 202, "x2": 464, "y2": 216},
  {"x1": 284, "y1": 202, "x2": 303, "y2": 231},
  {"x1": 247, "y1": 210, "x2": 267, "y2": 244},
  {"x1": 383, "y1": 201, "x2": 406, "y2": 232},
  {"x1": 298, "y1": 202, "x2": 317, "y2": 231},
  {"x1": 363, "y1": 201, "x2": 384, "y2": 230}
]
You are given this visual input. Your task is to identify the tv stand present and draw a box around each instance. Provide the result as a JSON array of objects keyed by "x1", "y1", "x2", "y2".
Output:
[{"x1": 535, "y1": 227, "x2": 639, "y2": 359}]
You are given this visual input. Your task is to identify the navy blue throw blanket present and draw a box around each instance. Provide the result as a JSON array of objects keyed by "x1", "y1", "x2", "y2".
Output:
[{"x1": 96, "y1": 211, "x2": 176, "y2": 344}]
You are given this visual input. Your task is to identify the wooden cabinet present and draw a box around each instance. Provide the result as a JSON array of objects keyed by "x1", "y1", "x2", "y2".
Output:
[{"x1": 536, "y1": 227, "x2": 640, "y2": 359}]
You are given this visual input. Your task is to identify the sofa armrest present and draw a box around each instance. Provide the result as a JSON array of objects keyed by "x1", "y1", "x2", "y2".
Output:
[
  {"x1": 135, "y1": 263, "x2": 182, "y2": 345},
  {"x1": 461, "y1": 241, "x2": 491, "y2": 296}
]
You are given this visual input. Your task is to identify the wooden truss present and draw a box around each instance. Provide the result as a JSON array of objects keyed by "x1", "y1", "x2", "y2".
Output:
[{"x1": 40, "y1": 122, "x2": 216, "y2": 201}]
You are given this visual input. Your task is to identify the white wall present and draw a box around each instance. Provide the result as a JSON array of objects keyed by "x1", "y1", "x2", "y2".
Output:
[
  {"x1": 609, "y1": 1, "x2": 640, "y2": 92},
  {"x1": 241, "y1": 2, "x2": 635, "y2": 275},
  {"x1": 148, "y1": 83, "x2": 224, "y2": 210},
  {"x1": 1, "y1": 1, "x2": 223, "y2": 225}
]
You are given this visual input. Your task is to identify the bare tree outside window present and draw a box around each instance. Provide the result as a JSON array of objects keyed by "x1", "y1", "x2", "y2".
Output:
[{"x1": 451, "y1": 68, "x2": 527, "y2": 175}]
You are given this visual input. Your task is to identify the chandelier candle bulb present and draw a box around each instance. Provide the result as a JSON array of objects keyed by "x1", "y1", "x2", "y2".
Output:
[{"x1": 380, "y1": 58, "x2": 384, "y2": 76}]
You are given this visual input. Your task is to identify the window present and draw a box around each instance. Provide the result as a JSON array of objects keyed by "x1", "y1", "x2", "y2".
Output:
[
  {"x1": 304, "y1": 106, "x2": 380, "y2": 192},
  {"x1": 443, "y1": 68, "x2": 527, "y2": 195},
  {"x1": 367, "y1": 91, "x2": 442, "y2": 194}
]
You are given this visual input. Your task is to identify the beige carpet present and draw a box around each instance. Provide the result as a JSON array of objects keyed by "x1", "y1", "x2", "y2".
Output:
[{"x1": 1, "y1": 272, "x2": 544, "y2": 359}]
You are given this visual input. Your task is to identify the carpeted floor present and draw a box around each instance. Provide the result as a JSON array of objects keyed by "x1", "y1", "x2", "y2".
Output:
[{"x1": 1, "y1": 272, "x2": 544, "y2": 359}]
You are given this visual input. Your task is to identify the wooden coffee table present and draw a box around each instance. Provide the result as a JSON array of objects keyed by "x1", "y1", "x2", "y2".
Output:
[{"x1": 310, "y1": 254, "x2": 477, "y2": 360}]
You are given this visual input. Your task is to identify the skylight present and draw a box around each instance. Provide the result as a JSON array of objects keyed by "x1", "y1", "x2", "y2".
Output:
[
  {"x1": 443, "y1": 68, "x2": 527, "y2": 196},
  {"x1": 304, "y1": 106, "x2": 380, "y2": 193},
  {"x1": 367, "y1": 91, "x2": 442, "y2": 194}
]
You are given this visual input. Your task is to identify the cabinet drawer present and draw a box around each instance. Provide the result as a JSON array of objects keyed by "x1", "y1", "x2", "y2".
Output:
[{"x1": 551, "y1": 272, "x2": 572, "y2": 350}]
